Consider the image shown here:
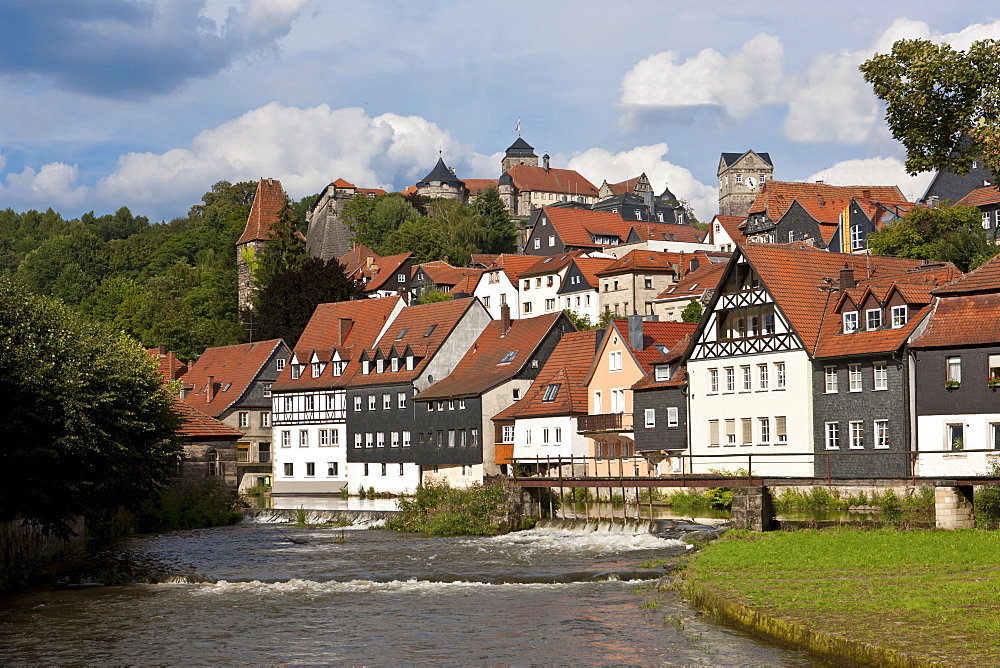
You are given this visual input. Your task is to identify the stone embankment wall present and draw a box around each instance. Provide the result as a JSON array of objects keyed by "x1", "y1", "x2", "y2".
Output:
[{"x1": 0, "y1": 516, "x2": 86, "y2": 571}]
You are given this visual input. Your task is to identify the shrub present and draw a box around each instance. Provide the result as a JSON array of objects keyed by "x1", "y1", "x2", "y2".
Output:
[
  {"x1": 132, "y1": 479, "x2": 244, "y2": 533},
  {"x1": 384, "y1": 481, "x2": 524, "y2": 536}
]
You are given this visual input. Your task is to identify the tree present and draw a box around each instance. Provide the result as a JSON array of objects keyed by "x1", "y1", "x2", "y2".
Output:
[
  {"x1": 867, "y1": 204, "x2": 998, "y2": 272},
  {"x1": 344, "y1": 193, "x2": 421, "y2": 251},
  {"x1": 255, "y1": 206, "x2": 308, "y2": 290},
  {"x1": 0, "y1": 280, "x2": 182, "y2": 536},
  {"x1": 474, "y1": 187, "x2": 517, "y2": 254},
  {"x1": 418, "y1": 289, "x2": 454, "y2": 304},
  {"x1": 250, "y1": 258, "x2": 365, "y2": 345},
  {"x1": 860, "y1": 39, "x2": 1000, "y2": 177},
  {"x1": 562, "y1": 309, "x2": 595, "y2": 331},
  {"x1": 681, "y1": 298, "x2": 703, "y2": 323}
]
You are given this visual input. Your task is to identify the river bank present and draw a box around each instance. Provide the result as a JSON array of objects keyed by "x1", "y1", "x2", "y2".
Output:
[{"x1": 683, "y1": 528, "x2": 1000, "y2": 665}]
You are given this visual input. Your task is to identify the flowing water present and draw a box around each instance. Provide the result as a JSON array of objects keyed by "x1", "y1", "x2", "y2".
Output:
[{"x1": 0, "y1": 519, "x2": 817, "y2": 665}]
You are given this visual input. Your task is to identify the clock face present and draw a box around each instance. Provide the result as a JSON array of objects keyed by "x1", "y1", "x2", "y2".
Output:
[{"x1": 745, "y1": 176, "x2": 757, "y2": 190}]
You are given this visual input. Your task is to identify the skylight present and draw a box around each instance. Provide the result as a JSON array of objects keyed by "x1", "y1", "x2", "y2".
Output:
[
  {"x1": 498, "y1": 350, "x2": 519, "y2": 364},
  {"x1": 396, "y1": 328, "x2": 409, "y2": 341},
  {"x1": 424, "y1": 324, "x2": 437, "y2": 337},
  {"x1": 544, "y1": 257, "x2": 553, "y2": 263},
  {"x1": 542, "y1": 383, "x2": 561, "y2": 402}
]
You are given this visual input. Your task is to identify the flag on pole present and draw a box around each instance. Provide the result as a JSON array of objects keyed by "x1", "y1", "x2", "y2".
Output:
[{"x1": 514, "y1": 118, "x2": 520, "y2": 133}]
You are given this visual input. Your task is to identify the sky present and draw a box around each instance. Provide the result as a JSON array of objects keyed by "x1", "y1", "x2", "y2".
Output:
[{"x1": 1, "y1": 1, "x2": 999, "y2": 224}]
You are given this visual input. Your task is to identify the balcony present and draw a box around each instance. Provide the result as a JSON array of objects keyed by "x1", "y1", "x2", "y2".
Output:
[{"x1": 577, "y1": 413, "x2": 633, "y2": 434}]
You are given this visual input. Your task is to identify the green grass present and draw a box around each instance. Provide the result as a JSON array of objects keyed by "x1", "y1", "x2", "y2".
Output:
[{"x1": 686, "y1": 528, "x2": 1000, "y2": 663}]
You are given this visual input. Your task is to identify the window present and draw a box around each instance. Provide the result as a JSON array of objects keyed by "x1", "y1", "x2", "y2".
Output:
[
  {"x1": 759, "y1": 417, "x2": 771, "y2": 444},
  {"x1": 311, "y1": 362, "x2": 322, "y2": 378},
  {"x1": 238, "y1": 412, "x2": 249, "y2": 428},
  {"x1": 873, "y1": 362, "x2": 888, "y2": 390},
  {"x1": 776, "y1": 416, "x2": 787, "y2": 444},
  {"x1": 874, "y1": 420, "x2": 889, "y2": 449},
  {"x1": 283, "y1": 396, "x2": 293, "y2": 412},
  {"x1": 725, "y1": 367, "x2": 736, "y2": 392},
  {"x1": 458, "y1": 429, "x2": 468, "y2": 447},
  {"x1": 741, "y1": 365, "x2": 752, "y2": 391},
  {"x1": 283, "y1": 463, "x2": 293, "y2": 476},
  {"x1": 849, "y1": 421, "x2": 864, "y2": 449},
  {"x1": 459, "y1": 399, "x2": 466, "y2": 409},
  {"x1": 437, "y1": 400, "x2": 444, "y2": 411},
  {"x1": 353, "y1": 396, "x2": 362, "y2": 411},
  {"x1": 948, "y1": 423, "x2": 964, "y2": 451},
  {"x1": 447, "y1": 430, "x2": 456, "y2": 447},
  {"x1": 825, "y1": 366, "x2": 838, "y2": 393},
  {"x1": 542, "y1": 428, "x2": 550, "y2": 444},
  {"x1": 365, "y1": 432, "x2": 373, "y2": 448},
  {"x1": 763, "y1": 314, "x2": 775, "y2": 335},
  {"x1": 513, "y1": 388, "x2": 520, "y2": 400},
  {"x1": 263, "y1": 383, "x2": 272, "y2": 398},
  {"x1": 709, "y1": 420, "x2": 720, "y2": 447},
  {"x1": 758, "y1": 364, "x2": 769, "y2": 390},
  {"x1": 306, "y1": 462, "x2": 315, "y2": 477},
  {"x1": 377, "y1": 432, "x2": 385, "y2": 448},
  {"x1": 534, "y1": 238, "x2": 540, "y2": 249},
  {"x1": 389, "y1": 431, "x2": 399, "y2": 448},
  {"x1": 376, "y1": 359, "x2": 384, "y2": 374},
  {"x1": 327, "y1": 462, "x2": 338, "y2": 477},
  {"x1": 424, "y1": 324, "x2": 437, "y2": 337},
  {"x1": 548, "y1": 234, "x2": 555, "y2": 247},
  {"x1": 990, "y1": 354, "x2": 1000, "y2": 379},
  {"x1": 406, "y1": 356, "x2": 414, "y2": 371},
  {"x1": 368, "y1": 395, "x2": 376, "y2": 410},
  {"x1": 644, "y1": 276, "x2": 653, "y2": 289},
  {"x1": 611, "y1": 389, "x2": 626, "y2": 413},
  {"x1": 609, "y1": 351, "x2": 622, "y2": 371},
  {"x1": 542, "y1": 384, "x2": 561, "y2": 402},
  {"x1": 891, "y1": 305, "x2": 908, "y2": 328},
  {"x1": 399, "y1": 463, "x2": 405, "y2": 476},
  {"x1": 725, "y1": 419, "x2": 736, "y2": 445},
  {"x1": 364, "y1": 463, "x2": 369, "y2": 476},
  {"x1": 850, "y1": 225, "x2": 864, "y2": 250},
  {"x1": 276, "y1": 358, "x2": 286, "y2": 371},
  {"x1": 319, "y1": 429, "x2": 329, "y2": 446},
  {"x1": 545, "y1": 298, "x2": 555, "y2": 311},
  {"x1": 397, "y1": 273, "x2": 407, "y2": 283},
  {"x1": 593, "y1": 390, "x2": 601, "y2": 413},
  {"x1": 471, "y1": 428, "x2": 479, "y2": 446},
  {"x1": 843, "y1": 311, "x2": 858, "y2": 333},
  {"x1": 447, "y1": 399, "x2": 455, "y2": 411},
  {"x1": 825, "y1": 422, "x2": 840, "y2": 449},
  {"x1": 866, "y1": 309, "x2": 882, "y2": 330},
  {"x1": 667, "y1": 407, "x2": 679, "y2": 428},
  {"x1": 709, "y1": 368, "x2": 719, "y2": 393},
  {"x1": 391, "y1": 357, "x2": 399, "y2": 373},
  {"x1": 362, "y1": 360, "x2": 370, "y2": 375},
  {"x1": 654, "y1": 365, "x2": 671, "y2": 382},
  {"x1": 281, "y1": 430, "x2": 290, "y2": 447},
  {"x1": 536, "y1": 278, "x2": 542, "y2": 288},
  {"x1": 776, "y1": 362, "x2": 786, "y2": 389},
  {"x1": 947, "y1": 356, "x2": 962, "y2": 384},
  {"x1": 382, "y1": 394, "x2": 391, "y2": 409},
  {"x1": 261, "y1": 412, "x2": 270, "y2": 428},
  {"x1": 741, "y1": 418, "x2": 752, "y2": 445},
  {"x1": 304, "y1": 395, "x2": 315, "y2": 411},
  {"x1": 502, "y1": 425, "x2": 514, "y2": 443},
  {"x1": 398, "y1": 392, "x2": 406, "y2": 409},
  {"x1": 403, "y1": 431, "x2": 411, "y2": 447},
  {"x1": 523, "y1": 302, "x2": 532, "y2": 314},
  {"x1": 299, "y1": 430, "x2": 309, "y2": 447},
  {"x1": 354, "y1": 433, "x2": 361, "y2": 448},
  {"x1": 644, "y1": 408, "x2": 655, "y2": 428},
  {"x1": 291, "y1": 365, "x2": 301, "y2": 379},
  {"x1": 849, "y1": 364, "x2": 862, "y2": 392}
]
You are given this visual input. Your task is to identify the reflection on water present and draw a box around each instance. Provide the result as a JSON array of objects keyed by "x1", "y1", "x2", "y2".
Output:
[{"x1": 0, "y1": 522, "x2": 815, "y2": 665}]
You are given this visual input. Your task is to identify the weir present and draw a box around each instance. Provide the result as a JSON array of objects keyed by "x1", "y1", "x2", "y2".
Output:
[{"x1": 245, "y1": 507, "x2": 399, "y2": 525}]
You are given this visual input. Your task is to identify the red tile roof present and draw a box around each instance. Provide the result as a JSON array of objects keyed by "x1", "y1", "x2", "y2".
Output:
[
  {"x1": 449, "y1": 271, "x2": 484, "y2": 295},
  {"x1": 626, "y1": 320, "x2": 698, "y2": 369},
  {"x1": 608, "y1": 176, "x2": 641, "y2": 196},
  {"x1": 414, "y1": 312, "x2": 567, "y2": 400},
  {"x1": 358, "y1": 187, "x2": 387, "y2": 197},
  {"x1": 181, "y1": 339, "x2": 285, "y2": 416},
  {"x1": 814, "y1": 283, "x2": 936, "y2": 358},
  {"x1": 237, "y1": 178, "x2": 287, "y2": 245},
  {"x1": 748, "y1": 182, "x2": 905, "y2": 222},
  {"x1": 738, "y1": 244, "x2": 961, "y2": 357},
  {"x1": 520, "y1": 251, "x2": 586, "y2": 278},
  {"x1": 493, "y1": 330, "x2": 600, "y2": 421},
  {"x1": 540, "y1": 207, "x2": 637, "y2": 249},
  {"x1": 712, "y1": 215, "x2": 746, "y2": 244},
  {"x1": 506, "y1": 165, "x2": 598, "y2": 197},
  {"x1": 470, "y1": 253, "x2": 501, "y2": 267},
  {"x1": 174, "y1": 397, "x2": 245, "y2": 439},
  {"x1": 568, "y1": 257, "x2": 616, "y2": 288},
  {"x1": 655, "y1": 261, "x2": 728, "y2": 301},
  {"x1": 955, "y1": 186, "x2": 1000, "y2": 207},
  {"x1": 464, "y1": 179, "x2": 499, "y2": 196},
  {"x1": 911, "y1": 294, "x2": 1000, "y2": 348},
  {"x1": 147, "y1": 348, "x2": 188, "y2": 381},
  {"x1": 486, "y1": 253, "x2": 541, "y2": 284},
  {"x1": 332, "y1": 178, "x2": 355, "y2": 188},
  {"x1": 339, "y1": 246, "x2": 412, "y2": 293},
  {"x1": 345, "y1": 298, "x2": 480, "y2": 386},
  {"x1": 628, "y1": 222, "x2": 707, "y2": 244},
  {"x1": 415, "y1": 260, "x2": 480, "y2": 286},
  {"x1": 596, "y1": 249, "x2": 682, "y2": 277},
  {"x1": 932, "y1": 253, "x2": 1000, "y2": 296},
  {"x1": 632, "y1": 362, "x2": 687, "y2": 391}
]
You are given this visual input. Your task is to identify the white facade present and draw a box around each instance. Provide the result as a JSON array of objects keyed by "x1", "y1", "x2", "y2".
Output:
[
  {"x1": 916, "y1": 414, "x2": 1000, "y2": 476},
  {"x1": 558, "y1": 288, "x2": 600, "y2": 324},
  {"x1": 271, "y1": 388, "x2": 349, "y2": 494},
  {"x1": 520, "y1": 269, "x2": 566, "y2": 318},
  {"x1": 710, "y1": 216, "x2": 739, "y2": 253},
  {"x1": 474, "y1": 270, "x2": 519, "y2": 320},
  {"x1": 603, "y1": 239, "x2": 715, "y2": 258},
  {"x1": 423, "y1": 463, "x2": 485, "y2": 489},
  {"x1": 347, "y1": 461, "x2": 422, "y2": 495}
]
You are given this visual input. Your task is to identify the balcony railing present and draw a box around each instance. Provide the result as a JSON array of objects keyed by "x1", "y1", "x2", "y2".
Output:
[{"x1": 577, "y1": 412, "x2": 633, "y2": 434}]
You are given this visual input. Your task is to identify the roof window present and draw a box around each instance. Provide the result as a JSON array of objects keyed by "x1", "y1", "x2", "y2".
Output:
[
  {"x1": 424, "y1": 324, "x2": 437, "y2": 337},
  {"x1": 542, "y1": 383, "x2": 561, "y2": 402},
  {"x1": 498, "y1": 350, "x2": 519, "y2": 365},
  {"x1": 222, "y1": 383, "x2": 232, "y2": 391},
  {"x1": 396, "y1": 328, "x2": 409, "y2": 340}
]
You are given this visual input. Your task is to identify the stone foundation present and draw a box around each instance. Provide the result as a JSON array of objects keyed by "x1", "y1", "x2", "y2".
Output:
[
  {"x1": 935, "y1": 485, "x2": 975, "y2": 530},
  {"x1": 730, "y1": 486, "x2": 776, "y2": 531}
]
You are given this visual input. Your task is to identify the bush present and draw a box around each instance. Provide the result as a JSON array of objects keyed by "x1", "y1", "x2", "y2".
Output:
[
  {"x1": 384, "y1": 481, "x2": 524, "y2": 536},
  {"x1": 132, "y1": 479, "x2": 244, "y2": 533},
  {"x1": 975, "y1": 461, "x2": 1000, "y2": 525}
]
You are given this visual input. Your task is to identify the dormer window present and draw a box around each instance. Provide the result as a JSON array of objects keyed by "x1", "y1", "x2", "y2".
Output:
[
  {"x1": 406, "y1": 355, "x2": 414, "y2": 371},
  {"x1": 891, "y1": 305, "x2": 908, "y2": 328},
  {"x1": 655, "y1": 365, "x2": 671, "y2": 382},
  {"x1": 291, "y1": 365, "x2": 301, "y2": 379},
  {"x1": 376, "y1": 359, "x2": 384, "y2": 373},
  {"x1": 866, "y1": 309, "x2": 882, "y2": 330},
  {"x1": 391, "y1": 357, "x2": 399, "y2": 372},
  {"x1": 843, "y1": 311, "x2": 858, "y2": 333},
  {"x1": 542, "y1": 383, "x2": 561, "y2": 402},
  {"x1": 523, "y1": 280, "x2": 530, "y2": 290},
  {"x1": 362, "y1": 360, "x2": 370, "y2": 375},
  {"x1": 311, "y1": 362, "x2": 322, "y2": 378},
  {"x1": 333, "y1": 361, "x2": 345, "y2": 376}
]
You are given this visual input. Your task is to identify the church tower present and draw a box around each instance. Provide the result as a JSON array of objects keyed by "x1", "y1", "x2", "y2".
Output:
[
  {"x1": 717, "y1": 151, "x2": 773, "y2": 218},
  {"x1": 502, "y1": 137, "x2": 538, "y2": 173},
  {"x1": 236, "y1": 178, "x2": 287, "y2": 312}
]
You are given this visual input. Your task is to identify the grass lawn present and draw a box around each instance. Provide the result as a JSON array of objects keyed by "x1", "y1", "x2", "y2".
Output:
[{"x1": 685, "y1": 528, "x2": 1000, "y2": 665}]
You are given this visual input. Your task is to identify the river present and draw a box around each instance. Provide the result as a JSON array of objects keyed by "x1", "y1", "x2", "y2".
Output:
[{"x1": 0, "y1": 519, "x2": 817, "y2": 665}]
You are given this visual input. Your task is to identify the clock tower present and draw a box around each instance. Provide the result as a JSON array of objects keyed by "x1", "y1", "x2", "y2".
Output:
[{"x1": 718, "y1": 150, "x2": 773, "y2": 218}]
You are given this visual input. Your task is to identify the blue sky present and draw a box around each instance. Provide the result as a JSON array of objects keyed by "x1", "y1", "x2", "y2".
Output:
[{"x1": 1, "y1": 0, "x2": 998, "y2": 223}]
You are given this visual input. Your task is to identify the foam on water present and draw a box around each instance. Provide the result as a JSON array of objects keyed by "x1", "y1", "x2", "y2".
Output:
[{"x1": 484, "y1": 527, "x2": 685, "y2": 552}]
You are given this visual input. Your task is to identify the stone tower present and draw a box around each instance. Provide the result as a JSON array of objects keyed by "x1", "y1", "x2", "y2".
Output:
[
  {"x1": 415, "y1": 156, "x2": 466, "y2": 200},
  {"x1": 502, "y1": 136, "x2": 538, "y2": 173},
  {"x1": 306, "y1": 178, "x2": 361, "y2": 262},
  {"x1": 236, "y1": 177, "x2": 287, "y2": 312},
  {"x1": 718, "y1": 151, "x2": 773, "y2": 218}
]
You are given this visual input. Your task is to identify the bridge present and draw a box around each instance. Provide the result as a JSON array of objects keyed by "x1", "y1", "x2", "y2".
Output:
[{"x1": 504, "y1": 449, "x2": 1000, "y2": 530}]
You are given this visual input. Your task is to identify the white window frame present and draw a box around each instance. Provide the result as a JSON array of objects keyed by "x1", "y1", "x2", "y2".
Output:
[
  {"x1": 667, "y1": 407, "x2": 679, "y2": 428},
  {"x1": 866, "y1": 309, "x2": 882, "y2": 330},
  {"x1": 843, "y1": 311, "x2": 858, "y2": 333},
  {"x1": 825, "y1": 422, "x2": 840, "y2": 449},
  {"x1": 758, "y1": 364, "x2": 768, "y2": 390},
  {"x1": 849, "y1": 364, "x2": 863, "y2": 392},
  {"x1": 609, "y1": 350, "x2": 623, "y2": 372},
  {"x1": 825, "y1": 366, "x2": 838, "y2": 393},
  {"x1": 849, "y1": 421, "x2": 864, "y2": 449},
  {"x1": 725, "y1": 367, "x2": 735, "y2": 393},
  {"x1": 644, "y1": 408, "x2": 655, "y2": 428},
  {"x1": 759, "y1": 417, "x2": 770, "y2": 444},
  {"x1": 891, "y1": 305, "x2": 908, "y2": 328},
  {"x1": 873, "y1": 362, "x2": 888, "y2": 391},
  {"x1": 775, "y1": 362, "x2": 786, "y2": 390},
  {"x1": 741, "y1": 365, "x2": 752, "y2": 392},
  {"x1": 874, "y1": 420, "x2": 889, "y2": 449},
  {"x1": 708, "y1": 368, "x2": 719, "y2": 393}
]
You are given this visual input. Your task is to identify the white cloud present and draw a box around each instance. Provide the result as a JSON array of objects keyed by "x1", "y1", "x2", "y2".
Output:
[
  {"x1": 565, "y1": 143, "x2": 717, "y2": 223},
  {"x1": 3, "y1": 163, "x2": 88, "y2": 208},
  {"x1": 620, "y1": 34, "x2": 784, "y2": 121},
  {"x1": 803, "y1": 156, "x2": 934, "y2": 202},
  {"x1": 784, "y1": 18, "x2": 1000, "y2": 144}
]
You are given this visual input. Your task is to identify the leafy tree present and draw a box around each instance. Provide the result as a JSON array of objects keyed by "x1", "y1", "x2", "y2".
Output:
[
  {"x1": 250, "y1": 257, "x2": 365, "y2": 345},
  {"x1": 860, "y1": 39, "x2": 1000, "y2": 177},
  {"x1": 867, "y1": 204, "x2": 998, "y2": 272},
  {"x1": 381, "y1": 217, "x2": 448, "y2": 264},
  {"x1": 474, "y1": 186, "x2": 517, "y2": 254},
  {"x1": 418, "y1": 289, "x2": 454, "y2": 304},
  {"x1": 563, "y1": 309, "x2": 596, "y2": 330},
  {"x1": 255, "y1": 206, "x2": 308, "y2": 290},
  {"x1": 681, "y1": 298, "x2": 703, "y2": 323},
  {"x1": 16, "y1": 230, "x2": 106, "y2": 305},
  {"x1": 291, "y1": 192, "x2": 320, "y2": 235},
  {"x1": 344, "y1": 193, "x2": 421, "y2": 251},
  {"x1": 0, "y1": 280, "x2": 182, "y2": 537}
]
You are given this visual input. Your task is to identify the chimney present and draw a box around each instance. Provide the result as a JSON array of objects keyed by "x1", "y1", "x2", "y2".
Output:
[
  {"x1": 678, "y1": 251, "x2": 686, "y2": 279},
  {"x1": 167, "y1": 353, "x2": 176, "y2": 381},
  {"x1": 366, "y1": 255, "x2": 374, "y2": 269},
  {"x1": 689, "y1": 257, "x2": 700, "y2": 274},
  {"x1": 337, "y1": 318, "x2": 354, "y2": 346},
  {"x1": 543, "y1": 154, "x2": 550, "y2": 171},
  {"x1": 158, "y1": 345, "x2": 166, "y2": 355},
  {"x1": 628, "y1": 314, "x2": 644, "y2": 351},
  {"x1": 500, "y1": 302, "x2": 512, "y2": 336},
  {"x1": 839, "y1": 264, "x2": 855, "y2": 291},
  {"x1": 862, "y1": 189, "x2": 871, "y2": 200},
  {"x1": 206, "y1": 375, "x2": 215, "y2": 403},
  {"x1": 643, "y1": 188, "x2": 653, "y2": 212}
]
